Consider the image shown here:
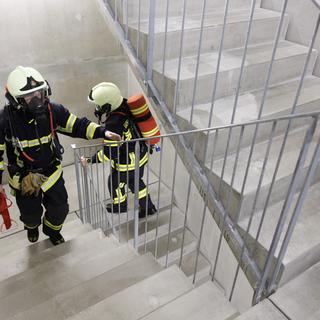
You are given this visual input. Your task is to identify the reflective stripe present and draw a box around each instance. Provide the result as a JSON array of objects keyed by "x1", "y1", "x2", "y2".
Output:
[
  {"x1": 86, "y1": 122, "x2": 100, "y2": 139},
  {"x1": 19, "y1": 134, "x2": 52, "y2": 148},
  {"x1": 141, "y1": 125, "x2": 159, "y2": 137},
  {"x1": 113, "y1": 152, "x2": 148, "y2": 171},
  {"x1": 138, "y1": 187, "x2": 147, "y2": 199},
  {"x1": 0, "y1": 144, "x2": 5, "y2": 151},
  {"x1": 131, "y1": 103, "x2": 148, "y2": 116},
  {"x1": 58, "y1": 114, "x2": 77, "y2": 133},
  {"x1": 123, "y1": 128, "x2": 132, "y2": 141},
  {"x1": 43, "y1": 217, "x2": 63, "y2": 231},
  {"x1": 113, "y1": 182, "x2": 127, "y2": 204},
  {"x1": 24, "y1": 223, "x2": 39, "y2": 229},
  {"x1": 8, "y1": 174, "x2": 21, "y2": 190},
  {"x1": 103, "y1": 139, "x2": 118, "y2": 147},
  {"x1": 41, "y1": 165, "x2": 62, "y2": 192},
  {"x1": 97, "y1": 149, "x2": 110, "y2": 162},
  {"x1": 0, "y1": 161, "x2": 4, "y2": 171}
]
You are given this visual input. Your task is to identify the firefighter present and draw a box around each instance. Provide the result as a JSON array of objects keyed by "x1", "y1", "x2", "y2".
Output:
[
  {"x1": 87, "y1": 82, "x2": 157, "y2": 219},
  {"x1": 0, "y1": 66, "x2": 120, "y2": 245}
]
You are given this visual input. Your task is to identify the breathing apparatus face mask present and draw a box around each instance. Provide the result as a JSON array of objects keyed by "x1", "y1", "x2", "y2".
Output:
[
  {"x1": 94, "y1": 103, "x2": 112, "y2": 124},
  {"x1": 17, "y1": 89, "x2": 47, "y2": 115}
]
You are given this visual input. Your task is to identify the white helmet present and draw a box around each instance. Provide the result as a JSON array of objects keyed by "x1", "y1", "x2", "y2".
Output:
[
  {"x1": 88, "y1": 82, "x2": 123, "y2": 115},
  {"x1": 6, "y1": 66, "x2": 48, "y2": 104}
]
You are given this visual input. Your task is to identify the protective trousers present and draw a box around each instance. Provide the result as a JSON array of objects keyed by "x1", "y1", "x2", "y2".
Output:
[
  {"x1": 108, "y1": 165, "x2": 153, "y2": 210},
  {"x1": 16, "y1": 175, "x2": 69, "y2": 237}
]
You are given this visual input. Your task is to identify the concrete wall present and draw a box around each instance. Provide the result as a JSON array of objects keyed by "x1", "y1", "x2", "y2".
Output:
[
  {"x1": 0, "y1": 0, "x2": 129, "y2": 180},
  {"x1": 261, "y1": 0, "x2": 320, "y2": 76}
]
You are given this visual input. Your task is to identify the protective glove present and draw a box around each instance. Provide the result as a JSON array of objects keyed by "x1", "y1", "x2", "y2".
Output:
[{"x1": 21, "y1": 172, "x2": 48, "y2": 196}]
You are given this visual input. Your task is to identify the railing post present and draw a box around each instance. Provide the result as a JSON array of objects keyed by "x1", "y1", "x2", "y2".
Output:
[
  {"x1": 146, "y1": 0, "x2": 156, "y2": 82},
  {"x1": 72, "y1": 144, "x2": 84, "y2": 222},
  {"x1": 133, "y1": 141, "x2": 141, "y2": 250},
  {"x1": 253, "y1": 117, "x2": 318, "y2": 303}
]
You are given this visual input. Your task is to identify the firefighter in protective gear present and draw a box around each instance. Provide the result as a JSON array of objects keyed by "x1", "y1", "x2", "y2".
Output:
[
  {"x1": 88, "y1": 82, "x2": 157, "y2": 219},
  {"x1": 0, "y1": 66, "x2": 120, "y2": 245}
]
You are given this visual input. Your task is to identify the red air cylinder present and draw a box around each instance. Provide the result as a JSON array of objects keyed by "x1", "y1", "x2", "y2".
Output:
[
  {"x1": 127, "y1": 94, "x2": 160, "y2": 145},
  {"x1": 0, "y1": 192, "x2": 12, "y2": 230}
]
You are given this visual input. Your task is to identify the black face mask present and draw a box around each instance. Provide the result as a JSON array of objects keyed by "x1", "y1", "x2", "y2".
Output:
[{"x1": 18, "y1": 90, "x2": 47, "y2": 115}]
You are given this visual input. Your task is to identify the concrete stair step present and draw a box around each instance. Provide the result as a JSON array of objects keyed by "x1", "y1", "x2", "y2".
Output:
[
  {"x1": 177, "y1": 76, "x2": 320, "y2": 160},
  {"x1": 0, "y1": 234, "x2": 120, "y2": 299},
  {"x1": 120, "y1": 206, "x2": 185, "y2": 245},
  {"x1": 269, "y1": 261, "x2": 320, "y2": 320},
  {"x1": 139, "y1": 226, "x2": 197, "y2": 264},
  {"x1": 0, "y1": 244, "x2": 136, "y2": 319},
  {"x1": 10, "y1": 253, "x2": 162, "y2": 320},
  {"x1": 129, "y1": 8, "x2": 288, "y2": 65},
  {"x1": 0, "y1": 213, "x2": 82, "y2": 257},
  {"x1": 239, "y1": 181, "x2": 320, "y2": 286},
  {"x1": 0, "y1": 227, "x2": 107, "y2": 283},
  {"x1": 207, "y1": 125, "x2": 320, "y2": 221},
  {"x1": 153, "y1": 40, "x2": 317, "y2": 110},
  {"x1": 236, "y1": 300, "x2": 287, "y2": 319},
  {"x1": 140, "y1": 280, "x2": 239, "y2": 320},
  {"x1": 66, "y1": 265, "x2": 193, "y2": 320}
]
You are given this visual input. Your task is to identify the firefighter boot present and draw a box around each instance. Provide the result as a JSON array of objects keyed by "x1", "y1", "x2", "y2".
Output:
[
  {"x1": 48, "y1": 232, "x2": 65, "y2": 246},
  {"x1": 139, "y1": 203, "x2": 157, "y2": 219},
  {"x1": 26, "y1": 226, "x2": 39, "y2": 243}
]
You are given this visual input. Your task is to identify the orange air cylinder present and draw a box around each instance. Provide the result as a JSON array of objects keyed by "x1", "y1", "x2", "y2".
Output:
[{"x1": 127, "y1": 94, "x2": 160, "y2": 145}]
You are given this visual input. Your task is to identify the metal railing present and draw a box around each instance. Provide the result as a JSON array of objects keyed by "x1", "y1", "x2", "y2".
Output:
[{"x1": 73, "y1": 111, "x2": 320, "y2": 303}]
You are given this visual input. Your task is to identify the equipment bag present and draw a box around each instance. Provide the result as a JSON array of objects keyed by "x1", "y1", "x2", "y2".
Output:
[
  {"x1": 0, "y1": 192, "x2": 12, "y2": 230},
  {"x1": 127, "y1": 94, "x2": 160, "y2": 146}
]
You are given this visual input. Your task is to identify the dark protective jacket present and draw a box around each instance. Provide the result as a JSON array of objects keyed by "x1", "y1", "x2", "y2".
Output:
[
  {"x1": 0, "y1": 101, "x2": 106, "y2": 192},
  {"x1": 92, "y1": 101, "x2": 148, "y2": 171}
]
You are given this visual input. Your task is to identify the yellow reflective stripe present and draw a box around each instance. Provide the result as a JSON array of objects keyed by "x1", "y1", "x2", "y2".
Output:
[
  {"x1": 131, "y1": 103, "x2": 148, "y2": 116},
  {"x1": 0, "y1": 144, "x2": 5, "y2": 151},
  {"x1": 0, "y1": 161, "x2": 4, "y2": 171},
  {"x1": 41, "y1": 165, "x2": 62, "y2": 192},
  {"x1": 24, "y1": 223, "x2": 39, "y2": 229},
  {"x1": 113, "y1": 152, "x2": 148, "y2": 171},
  {"x1": 19, "y1": 134, "x2": 52, "y2": 148},
  {"x1": 97, "y1": 150, "x2": 110, "y2": 162},
  {"x1": 113, "y1": 183, "x2": 126, "y2": 204},
  {"x1": 86, "y1": 122, "x2": 100, "y2": 139},
  {"x1": 138, "y1": 187, "x2": 147, "y2": 199},
  {"x1": 43, "y1": 217, "x2": 63, "y2": 231},
  {"x1": 141, "y1": 125, "x2": 159, "y2": 137},
  {"x1": 58, "y1": 114, "x2": 77, "y2": 133},
  {"x1": 8, "y1": 174, "x2": 21, "y2": 190},
  {"x1": 103, "y1": 139, "x2": 118, "y2": 147}
]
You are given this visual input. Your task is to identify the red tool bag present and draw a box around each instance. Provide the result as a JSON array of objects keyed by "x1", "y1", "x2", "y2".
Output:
[{"x1": 0, "y1": 192, "x2": 13, "y2": 231}]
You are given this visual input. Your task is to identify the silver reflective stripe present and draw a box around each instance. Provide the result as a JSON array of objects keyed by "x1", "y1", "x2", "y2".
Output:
[{"x1": 41, "y1": 165, "x2": 62, "y2": 192}]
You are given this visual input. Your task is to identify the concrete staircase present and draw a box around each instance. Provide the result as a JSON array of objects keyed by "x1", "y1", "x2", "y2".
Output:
[
  {"x1": 107, "y1": 0, "x2": 320, "y2": 290},
  {"x1": 0, "y1": 214, "x2": 240, "y2": 320}
]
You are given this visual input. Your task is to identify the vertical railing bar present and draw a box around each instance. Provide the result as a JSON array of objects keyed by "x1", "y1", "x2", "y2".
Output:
[
  {"x1": 230, "y1": 0, "x2": 256, "y2": 124},
  {"x1": 270, "y1": 131, "x2": 320, "y2": 289},
  {"x1": 161, "y1": 0, "x2": 170, "y2": 102},
  {"x1": 115, "y1": 0, "x2": 118, "y2": 22},
  {"x1": 101, "y1": 145, "x2": 107, "y2": 231},
  {"x1": 179, "y1": 137, "x2": 197, "y2": 269},
  {"x1": 117, "y1": 144, "x2": 121, "y2": 241},
  {"x1": 173, "y1": 0, "x2": 188, "y2": 115},
  {"x1": 206, "y1": 0, "x2": 230, "y2": 129},
  {"x1": 233, "y1": 0, "x2": 289, "y2": 225},
  {"x1": 254, "y1": 117, "x2": 318, "y2": 302},
  {"x1": 95, "y1": 147, "x2": 101, "y2": 229},
  {"x1": 291, "y1": 13, "x2": 320, "y2": 114},
  {"x1": 165, "y1": 137, "x2": 179, "y2": 267},
  {"x1": 73, "y1": 146, "x2": 84, "y2": 222},
  {"x1": 137, "y1": 0, "x2": 141, "y2": 59},
  {"x1": 89, "y1": 146, "x2": 95, "y2": 225},
  {"x1": 212, "y1": 126, "x2": 245, "y2": 280},
  {"x1": 109, "y1": 146, "x2": 114, "y2": 230},
  {"x1": 133, "y1": 141, "x2": 141, "y2": 249},
  {"x1": 126, "y1": 141, "x2": 130, "y2": 241},
  {"x1": 146, "y1": 0, "x2": 156, "y2": 81},
  {"x1": 144, "y1": 143, "x2": 151, "y2": 253},
  {"x1": 257, "y1": 0, "x2": 289, "y2": 120},
  {"x1": 81, "y1": 148, "x2": 88, "y2": 223},
  {"x1": 154, "y1": 138, "x2": 164, "y2": 259},
  {"x1": 229, "y1": 120, "x2": 277, "y2": 301},
  {"x1": 188, "y1": 0, "x2": 207, "y2": 125},
  {"x1": 125, "y1": 0, "x2": 129, "y2": 40}
]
